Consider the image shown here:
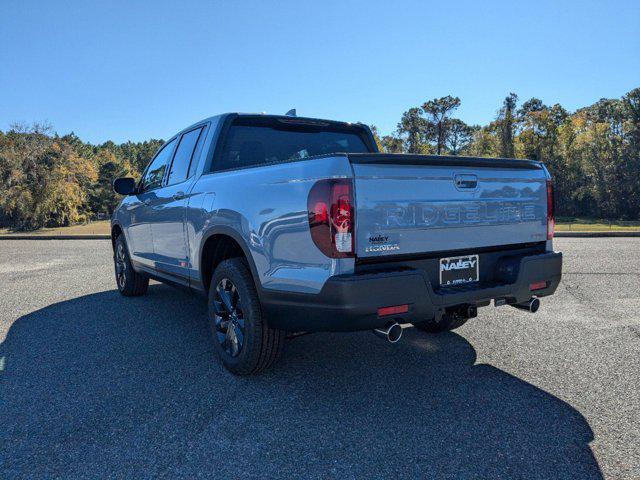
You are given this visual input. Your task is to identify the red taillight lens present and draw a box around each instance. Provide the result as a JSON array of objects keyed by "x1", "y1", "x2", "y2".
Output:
[
  {"x1": 546, "y1": 180, "x2": 555, "y2": 240},
  {"x1": 308, "y1": 179, "x2": 355, "y2": 258},
  {"x1": 313, "y1": 201, "x2": 328, "y2": 223}
]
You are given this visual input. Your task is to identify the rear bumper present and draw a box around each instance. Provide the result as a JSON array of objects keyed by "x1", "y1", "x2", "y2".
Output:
[{"x1": 262, "y1": 251, "x2": 562, "y2": 332}]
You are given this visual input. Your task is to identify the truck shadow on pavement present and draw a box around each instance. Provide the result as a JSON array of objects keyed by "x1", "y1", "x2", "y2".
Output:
[{"x1": 1, "y1": 284, "x2": 602, "y2": 480}]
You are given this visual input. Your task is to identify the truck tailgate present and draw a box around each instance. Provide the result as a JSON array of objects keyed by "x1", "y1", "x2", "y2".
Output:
[{"x1": 349, "y1": 154, "x2": 549, "y2": 258}]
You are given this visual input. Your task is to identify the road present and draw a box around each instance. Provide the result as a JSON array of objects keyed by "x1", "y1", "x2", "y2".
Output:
[{"x1": 1, "y1": 239, "x2": 639, "y2": 479}]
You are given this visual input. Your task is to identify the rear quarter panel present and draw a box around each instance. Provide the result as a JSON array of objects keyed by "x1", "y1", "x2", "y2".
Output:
[{"x1": 187, "y1": 155, "x2": 355, "y2": 294}]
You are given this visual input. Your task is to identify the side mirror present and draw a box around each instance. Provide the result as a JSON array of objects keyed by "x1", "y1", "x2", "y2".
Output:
[{"x1": 113, "y1": 177, "x2": 137, "y2": 196}]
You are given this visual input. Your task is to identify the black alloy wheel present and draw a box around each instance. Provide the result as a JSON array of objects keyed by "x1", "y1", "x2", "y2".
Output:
[
  {"x1": 212, "y1": 278, "x2": 246, "y2": 357},
  {"x1": 115, "y1": 241, "x2": 127, "y2": 290}
]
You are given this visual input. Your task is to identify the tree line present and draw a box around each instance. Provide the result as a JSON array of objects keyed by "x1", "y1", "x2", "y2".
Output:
[
  {"x1": 371, "y1": 87, "x2": 640, "y2": 221},
  {"x1": 0, "y1": 123, "x2": 163, "y2": 230},
  {"x1": 0, "y1": 87, "x2": 638, "y2": 230}
]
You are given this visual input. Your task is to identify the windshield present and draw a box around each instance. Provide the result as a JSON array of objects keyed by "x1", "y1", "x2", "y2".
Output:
[{"x1": 217, "y1": 117, "x2": 372, "y2": 171}]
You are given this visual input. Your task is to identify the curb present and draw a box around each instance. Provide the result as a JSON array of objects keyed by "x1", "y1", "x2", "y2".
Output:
[
  {"x1": 555, "y1": 231, "x2": 640, "y2": 238},
  {"x1": 0, "y1": 234, "x2": 111, "y2": 240}
]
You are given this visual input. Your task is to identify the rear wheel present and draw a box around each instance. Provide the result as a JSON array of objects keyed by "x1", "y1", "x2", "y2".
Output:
[
  {"x1": 208, "y1": 258, "x2": 284, "y2": 375},
  {"x1": 412, "y1": 315, "x2": 468, "y2": 333},
  {"x1": 114, "y1": 235, "x2": 149, "y2": 296}
]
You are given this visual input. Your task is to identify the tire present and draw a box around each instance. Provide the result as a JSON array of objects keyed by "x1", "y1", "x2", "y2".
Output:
[
  {"x1": 208, "y1": 258, "x2": 284, "y2": 375},
  {"x1": 412, "y1": 315, "x2": 468, "y2": 333},
  {"x1": 113, "y1": 235, "x2": 149, "y2": 297}
]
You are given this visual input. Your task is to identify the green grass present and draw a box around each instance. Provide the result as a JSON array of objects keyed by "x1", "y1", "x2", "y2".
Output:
[
  {"x1": 0, "y1": 220, "x2": 111, "y2": 236},
  {"x1": 556, "y1": 217, "x2": 640, "y2": 232}
]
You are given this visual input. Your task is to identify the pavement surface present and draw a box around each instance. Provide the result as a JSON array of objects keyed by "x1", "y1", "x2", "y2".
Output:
[{"x1": 0, "y1": 239, "x2": 638, "y2": 479}]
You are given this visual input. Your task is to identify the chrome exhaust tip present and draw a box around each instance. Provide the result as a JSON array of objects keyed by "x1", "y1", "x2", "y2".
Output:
[
  {"x1": 373, "y1": 322, "x2": 403, "y2": 343},
  {"x1": 511, "y1": 297, "x2": 540, "y2": 313}
]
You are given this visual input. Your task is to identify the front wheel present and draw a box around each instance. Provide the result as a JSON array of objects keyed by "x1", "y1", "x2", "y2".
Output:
[
  {"x1": 114, "y1": 235, "x2": 149, "y2": 296},
  {"x1": 208, "y1": 258, "x2": 284, "y2": 375}
]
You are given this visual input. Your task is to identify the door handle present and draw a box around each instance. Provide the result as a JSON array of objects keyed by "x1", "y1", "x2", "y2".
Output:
[
  {"x1": 173, "y1": 191, "x2": 185, "y2": 200},
  {"x1": 143, "y1": 199, "x2": 151, "y2": 206}
]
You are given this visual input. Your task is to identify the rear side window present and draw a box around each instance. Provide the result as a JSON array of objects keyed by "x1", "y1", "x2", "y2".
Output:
[
  {"x1": 166, "y1": 127, "x2": 203, "y2": 186},
  {"x1": 216, "y1": 117, "x2": 371, "y2": 171},
  {"x1": 140, "y1": 138, "x2": 177, "y2": 191}
]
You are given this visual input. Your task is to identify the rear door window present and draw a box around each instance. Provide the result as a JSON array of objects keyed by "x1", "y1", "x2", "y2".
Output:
[{"x1": 166, "y1": 127, "x2": 204, "y2": 186}]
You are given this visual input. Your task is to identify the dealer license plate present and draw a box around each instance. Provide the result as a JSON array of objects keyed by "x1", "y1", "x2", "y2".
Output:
[{"x1": 439, "y1": 254, "x2": 479, "y2": 286}]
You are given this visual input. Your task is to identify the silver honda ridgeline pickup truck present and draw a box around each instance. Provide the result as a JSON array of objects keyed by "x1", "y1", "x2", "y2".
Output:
[{"x1": 112, "y1": 113, "x2": 562, "y2": 375}]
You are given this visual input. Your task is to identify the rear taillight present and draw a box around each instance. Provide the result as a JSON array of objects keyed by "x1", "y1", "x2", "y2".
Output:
[
  {"x1": 546, "y1": 180, "x2": 555, "y2": 240},
  {"x1": 307, "y1": 179, "x2": 355, "y2": 258}
]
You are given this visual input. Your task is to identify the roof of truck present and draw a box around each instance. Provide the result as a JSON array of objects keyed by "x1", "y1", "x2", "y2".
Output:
[{"x1": 178, "y1": 113, "x2": 363, "y2": 136}]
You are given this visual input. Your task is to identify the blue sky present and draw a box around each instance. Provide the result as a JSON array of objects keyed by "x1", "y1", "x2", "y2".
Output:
[{"x1": 1, "y1": 0, "x2": 638, "y2": 144}]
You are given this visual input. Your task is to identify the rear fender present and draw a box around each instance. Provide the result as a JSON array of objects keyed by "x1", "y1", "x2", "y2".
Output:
[{"x1": 196, "y1": 225, "x2": 262, "y2": 297}]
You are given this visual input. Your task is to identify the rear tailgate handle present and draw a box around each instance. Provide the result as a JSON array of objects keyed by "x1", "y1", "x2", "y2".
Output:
[{"x1": 454, "y1": 174, "x2": 478, "y2": 190}]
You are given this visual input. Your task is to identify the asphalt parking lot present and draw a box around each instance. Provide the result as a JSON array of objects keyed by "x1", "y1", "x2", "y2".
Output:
[{"x1": 1, "y1": 239, "x2": 639, "y2": 479}]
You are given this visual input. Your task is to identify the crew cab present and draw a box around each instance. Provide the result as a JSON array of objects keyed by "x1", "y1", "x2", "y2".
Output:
[{"x1": 111, "y1": 113, "x2": 562, "y2": 374}]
